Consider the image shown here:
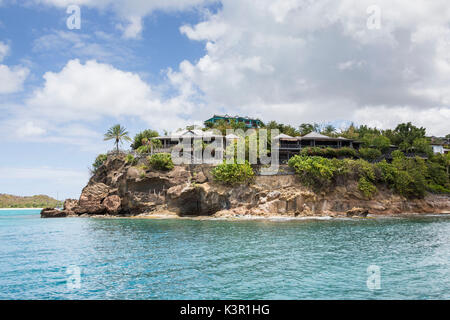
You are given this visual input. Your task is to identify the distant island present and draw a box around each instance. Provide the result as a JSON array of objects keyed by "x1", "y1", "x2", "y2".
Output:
[{"x1": 0, "y1": 194, "x2": 60, "y2": 209}]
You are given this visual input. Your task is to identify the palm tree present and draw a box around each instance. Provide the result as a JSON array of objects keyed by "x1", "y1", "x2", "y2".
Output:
[{"x1": 104, "y1": 124, "x2": 132, "y2": 153}]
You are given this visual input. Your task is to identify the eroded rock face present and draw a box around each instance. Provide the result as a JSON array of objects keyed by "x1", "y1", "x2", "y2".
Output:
[
  {"x1": 167, "y1": 183, "x2": 229, "y2": 216},
  {"x1": 74, "y1": 183, "x2": 110, "y2": 215},
  {"x1": 50, "y1": 154, "x2": 450, "y2": 219},
  {"x1": 63, "y1": 199, "x2": 78, "y2": 212},
  {"x1": 103, "y1": 195, "x2": 121, "y2": 214}
]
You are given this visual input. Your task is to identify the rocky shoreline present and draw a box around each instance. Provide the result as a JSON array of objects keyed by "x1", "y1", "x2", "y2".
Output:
[{"x1": 41, "y1": 155, "x2": 450, "y2": 219}]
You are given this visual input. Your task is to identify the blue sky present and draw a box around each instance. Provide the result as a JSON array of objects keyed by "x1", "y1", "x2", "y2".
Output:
[{"x1": 0, "y1": 0, "x2": 449, "y2": 199}]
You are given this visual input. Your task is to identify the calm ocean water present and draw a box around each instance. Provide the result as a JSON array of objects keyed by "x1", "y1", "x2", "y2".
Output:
[{"x1": 0, "y1": 209, "x2": 449, "y2": 300}]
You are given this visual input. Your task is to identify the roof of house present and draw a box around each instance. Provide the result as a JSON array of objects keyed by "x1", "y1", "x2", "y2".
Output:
[
  {"x1": 300, "y1": 132, "x2": 335, "y2": 140},
  {"x1": 225, "y1": 133, "x2": 240, "y2": 139},
  {"x1": 273, "y1": 133, "x2": 294, "y2": 139}
]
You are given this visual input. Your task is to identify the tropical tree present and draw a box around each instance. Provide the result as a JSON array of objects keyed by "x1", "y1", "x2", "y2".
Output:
[
  {"x1": 393, "y1": 122, "x2": 427, "y2": 151},
  {"x1": 444, "y1": 152, "x2": 450, "y2": 176},
  {"x1": 104, "y1": 124, "x2": 132, "y2": 152},
  {"x1": 131, "y1": 129, "x2": 159, "y2": 149},
  {"x1": 361, "y1": 133, "x2": 391, "y2": 153},
  {"x1": 136, "y1": 138, "x2": 163, "y2": 154},
  {"x1": 322, "y1": 124, "x2": 336, "y2": 136},
  {"x1": 299, "y1": 123, "x2": 319, "y2": 135}
]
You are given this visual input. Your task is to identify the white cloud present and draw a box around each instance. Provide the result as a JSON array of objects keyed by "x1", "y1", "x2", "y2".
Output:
[
  {"x1": 26, "y1": 59, "x2": 168, "y2": 122},
  {"x1": 3, "y1": 59, "x2": 199, "y2": 148},
  {"x1": 337, "y1": 60, "x2": 366, "y2": 71},
  {"x1": 168, "y1": 0, "x2": 450, "y2": 135},
  {"x1": 0, "y1": 41, "x2": 29, "y2": 94},
  {"x1": 118, "y1": 16, "x2": 143, "y2": 39},
  {"x1": 353, "y1": 106, "x2": 450, "y2": 137},
  {"x1": 33, "y1": 0, "x2": 215, "y2": 38},
  {"x1": 0, "y1": 64, "x2": 29, "y2": 94},
  {"x1": 18, "y1": 121, "x2": 46, "y2": 137},
  {"x1": 0, "y1": 41, "x2": 9, "y2": 62}
]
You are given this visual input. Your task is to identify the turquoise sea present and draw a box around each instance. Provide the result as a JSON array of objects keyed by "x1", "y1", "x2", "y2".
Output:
[{"x1": 0, "y1": 209, "x2": 450, "y2": 300}]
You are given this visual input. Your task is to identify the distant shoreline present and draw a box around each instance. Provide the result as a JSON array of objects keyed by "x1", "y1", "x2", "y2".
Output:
[{"x1": 0, "y1": 208, "x2": 43, "y2": 210}]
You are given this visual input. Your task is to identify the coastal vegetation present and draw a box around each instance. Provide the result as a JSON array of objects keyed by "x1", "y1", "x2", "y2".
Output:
[
  {"x1": 288, "y1": 152, "x2": 450, "y2": 198},
  {"x1": 0, "y1": 194, "x2": 59, "y2": 208},
  {"x1": 147, "y1": 153, "x2": 174, "y2": 171},
  {"x1": 92, "y1": 121, "x2": 449, "y2": 200},
  {"x1": 104, "y1": 124, "x2": 132, "y2": 152},
  {"x1": 211, "y1": 161, "x2": 255, "y2": 185},
  {"x1": 92, "y1": 154, "x2": 107, "y2": 173},
  {"x1": 131, "y1": 129, "x2": 159, "y2": 150}
]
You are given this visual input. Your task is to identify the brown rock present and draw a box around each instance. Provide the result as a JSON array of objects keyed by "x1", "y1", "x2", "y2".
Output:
[
  {"x1": 346, "y1": 207, "x2": 369, "y2": 217},
  {"x1": 63, "y1": 199, "x2": 78, "y2": 212},
  {"x1": 103, "y1": 195, "x2": 121, "y2": 214},
  {"x1": 167, "y1": 183, "x2": 229, "y2": 216},
  {"x1": 74, "y1": 183, "x2": 110, "y2": 215}
]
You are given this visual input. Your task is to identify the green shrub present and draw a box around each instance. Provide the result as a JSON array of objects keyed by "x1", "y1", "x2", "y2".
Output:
[
  {"x1": 147, "y1": 153, "x2": 174, "y2": 171},
  {"x1": 353, "y1": 159, "x2": 376, "y2": 181},
  {"x1": 426, "y1": 161, "x2": 449, "y2": 190},
  {"x1": 359, "y1": 148, "x2": 382, "y2": 162},
  {"x1": 376, "y1": 160, "x2": 397, "y2": 185},
  {"x1": 358, "y1": 177, "x2": 377, "y2": 199},
  {"x1": 211, "y1": 161, "x2": 254, "y2": 185},
  {"x1": 92, "y1": 154, "x2": 107, "y2": 171},
  {"x1": 427, "y1": 183, "x2": 450, "y2": 194},
  {"x1": 299, "y1": 146, "x2": 357, "y2": 159},
  {"x1": 336, "y1": 147, "x2": 358, "y2": 158},
  {"x1": 125, "y1": 154, "x2": 137, "y2": 165},
  {"x1": 288, "y1": 155, "x2": 338, "y2": 189},
  {"x1": 391, "y1": 150, "x2": 405, "y2": 160},
  {"x1": 131, "y1": 129, "x2": 159, "y2": 150},
  {"x1": 289, "y1": 152, "x2": 449, "y2": 198},
  {"x1": 300, "y1": 147, "x2": 326, "y2": 157}
]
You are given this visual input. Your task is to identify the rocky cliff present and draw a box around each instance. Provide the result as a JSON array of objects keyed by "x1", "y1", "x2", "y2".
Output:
[{"x1": 42, "y1": 155, "x2": 450, "y2": 218}]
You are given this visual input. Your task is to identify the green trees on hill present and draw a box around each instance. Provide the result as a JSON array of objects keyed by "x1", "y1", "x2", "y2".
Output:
[
  {"x1": 0, "y1": 194, "x2": 59, "y2": 208},
  {"x1": 131, "y1": 129, "x2": 159, "y2": 150},
  {"x1": 288, "y1": 153, "x2": 450, "y2": 199}
]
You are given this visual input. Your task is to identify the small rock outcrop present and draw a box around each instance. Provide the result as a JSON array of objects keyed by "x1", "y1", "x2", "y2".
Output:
[
  {"x1": 41, "y1": 208, "x2": 68, "y2": 218},
  {"x1": 41, "y1": 154, "x2": 450, "y2": 218},
  {"x1": 346, "y1": 207, "x2": 369, "y2": 217},
  {"x1": 63, "y1": 199, "x2": 78, "y2": 212},
  {"x1": 103, "y1": 195, "x2": 121, "y2": 214}
]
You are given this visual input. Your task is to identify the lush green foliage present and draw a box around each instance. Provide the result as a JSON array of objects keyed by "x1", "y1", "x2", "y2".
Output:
[
  {"x1": 289, "y1": 153, "x2": 450, "y2": 198},
  {"x1": 131, "y1": 129, "x2": 159, "y2": 150},
  {"x1": 361, "y1": 134, "x2": 391, "y2": 152},
  {"x1": 0, "y1": 194, "x2": 60, "y2": 208},
  {"x1": 300, "y1": 147, "x2": 358, "y2": 159},
  {"x1": 125, "y1": 154, "x2": 138, "y2": 165},
  {"x1": 358, "y1": 177, "x2": 377, "y2": 199},
  {"x1": 288, "y1": 156, "x2": 339, "y2": 189},
  {"x1": 211, "y1": 161, "x2": 255, "y2": 185},
  {"x1": 336, "y1": 147, "x2": 358, "y2": 158},
  {"x1": 104, "y1": 124, "x2": 132, "y2": 152},
  {"x1": 136, "y1": 138, "x2": 163, "y2": 154},
  {"x1": 147, "y1": 153, "x2": 174, "y2": 171},
  {"x1": 92, "y1": 154, "x2": 108, "y2": 171},
  {"x1": 358, "y1": 148, "x2": 382, "y2": 162}
]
